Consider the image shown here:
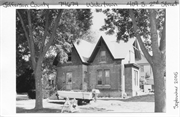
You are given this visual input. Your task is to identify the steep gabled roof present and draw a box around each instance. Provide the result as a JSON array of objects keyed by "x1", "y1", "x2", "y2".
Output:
[
  {"x1": 74, "y1": 39, "x2": 96, "y2": 63},
  {"x1": 103, "y1": 36, "x2": 136, "y2": 59},
  {"x1": 54, "y1": 35, "x2": 141, "y2": 65},
  {"x1": 88, "y1": 36, "x2": 115, "y2": 62},
  {"x1": 73, "y1": 36, "x2": 139, "y2": 63},
  {"x1": 87, "y1": 36, "x2": 137, "y2": 62}
]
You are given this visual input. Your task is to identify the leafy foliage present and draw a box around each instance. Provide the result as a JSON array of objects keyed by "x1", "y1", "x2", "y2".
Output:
[
  {"x1": 16, "y1": 9, "x2": 92, "y2": 76},
  {"x1": 99, "y1": 9, "x2": 165, "y2": 51},
  {"x1": 16, "y1": 9, "x2": 92, "y2": 100},
  {"x1": 98, "y1": 9, "x2": 166, "y2": 112}
]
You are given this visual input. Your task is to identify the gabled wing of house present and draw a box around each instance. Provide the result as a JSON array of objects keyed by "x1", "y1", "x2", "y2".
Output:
[
  {"x1": 86, "y1": 36, "x2": 141, "y2": 62},
  {"x1": 54, "y1": 35, "x2": 142, "y2": 65},
  {"x1": 53, "y1": 35, "x2": 143, "y2": 97}
]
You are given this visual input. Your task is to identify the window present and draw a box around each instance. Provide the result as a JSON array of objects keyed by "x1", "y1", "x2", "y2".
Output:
[
  {"x1": 100, "y1": 51, "x2": 106, "y2": 62},
  {"x1": 67, "y1": 53, "x2": 72, "y2": 62},
  {"x1": 97, "y1": 70, "x2": 103, "y2": 85},
  {"x1": 66, "y1": 72, "x2": 72, "y2": 84},
  {"x1": 97, "y1": 69, "x2": 110, "y2": 85},
  {"x1": 105, "y1": 70, "x2": 110, "y2": 84},
  {"x1": 134, "y1": 70, "x2": 138, "y2": 86},
  {"x1": 84, "y1": 71, "x2": 87, "y2": 83},
  {"x1": 141, "y1": 66, "x2": 144, "y2": 72}
]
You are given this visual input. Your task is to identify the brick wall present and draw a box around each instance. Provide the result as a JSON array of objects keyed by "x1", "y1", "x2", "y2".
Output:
[
  {"x1": 57, "y1": 65, "x2": 83, "y2": 90},
  {"x1": 97, "y1": 89, "x2": 122, "y2": 97},
  {"x1": 56, "y1": 45, "x2": 86, "y2": 90}
]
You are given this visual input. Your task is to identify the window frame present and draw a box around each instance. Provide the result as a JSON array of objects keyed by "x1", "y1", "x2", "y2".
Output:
[
  {"x1": 134, "y1": 69, "x2": 139, "y2": 86},
  {"x1": 141, "y1": 66, "x2": 144, "y2": 72},
  {"x1": 97, "y1": 70, "x2": 103, "y2": 85},
  {"x1": 67, "y1": 53, "x2": 72, "y2": 63},
  {"x1": 104, "y1": 69, "x2": 110, "y2": 85},
  {"x1": 100, "y1": 51, "x2": 106, "y2": 62},
  {"x1": 96, "y1": 69, "x2": 111, "y2": 88}
]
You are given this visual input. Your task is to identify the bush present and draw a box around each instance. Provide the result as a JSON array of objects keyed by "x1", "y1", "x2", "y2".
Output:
[
  {"x1": 27, "y1": 89, "x2": 54, "y2": 99},
  {"x1": 16, "y1": 68, "x2": 35, "y2": 94}
]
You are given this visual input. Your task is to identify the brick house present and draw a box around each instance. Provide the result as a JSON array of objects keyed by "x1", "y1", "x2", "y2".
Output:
[{"x1": 53, "y1": 36, "x2": 141, "y2": 97}]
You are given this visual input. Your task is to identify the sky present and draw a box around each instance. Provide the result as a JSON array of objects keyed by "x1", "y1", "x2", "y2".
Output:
[
  {"x1": 90, "y1": 9, "x2": 117, "y2": 42},
  {"x1": 91, "y1": 9, "x2": 105, "y2": 33},
  {"x1": 90, "y1": 9, "x2": 106, "y2": 41}
]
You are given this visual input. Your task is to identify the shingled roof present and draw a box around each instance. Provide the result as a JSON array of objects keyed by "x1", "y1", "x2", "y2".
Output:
[
  {"x1": 74, "y1": 39, "x2": 96, "y2": 63},
  {"x1": 54, "y1": 35, "x2": 141, "y2": 65},
  {"x1": 74, "y1": 36, "x2": 139, "y2": 63}
]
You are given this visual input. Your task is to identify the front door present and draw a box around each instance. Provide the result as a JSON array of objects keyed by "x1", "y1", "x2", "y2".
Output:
[{"x1": 65, "y1": 72, "x2": 72, "y2": 90}]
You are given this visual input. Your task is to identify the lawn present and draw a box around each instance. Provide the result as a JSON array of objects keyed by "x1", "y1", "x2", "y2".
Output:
[
  {"x1": 122, "y1": 94, "x2": 154, "y2": 102},
  {"x1": 16, "y1": 94, "x2": 154, "y2": 113}
]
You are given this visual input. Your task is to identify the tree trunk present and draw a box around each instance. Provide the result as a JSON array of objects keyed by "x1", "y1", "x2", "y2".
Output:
[
  {"x1": 34, "y1": 57, "x2": 43, "y2": 109},
  {"x1": 152, "y1": 64, "x2": 166, "y2": 112}
]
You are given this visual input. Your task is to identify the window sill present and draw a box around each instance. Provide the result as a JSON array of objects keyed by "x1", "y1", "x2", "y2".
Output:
[
  {"x1": 99, "y1": 61, "x2": 106, "y2": 64},
  {"x1": 66, "y1": 61, "x2": 72, "y2": 64},
  {"x1": 96, "y1": 85, "x2": 111, "y2": 89}
]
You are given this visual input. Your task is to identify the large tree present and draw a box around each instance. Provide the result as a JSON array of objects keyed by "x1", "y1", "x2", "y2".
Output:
[
  {"x1": 99, "y1": 9, "x2": 166, "y2": 112},
  {"x1": 16, "y1": 9, "x2": 92, "y2": 109}
]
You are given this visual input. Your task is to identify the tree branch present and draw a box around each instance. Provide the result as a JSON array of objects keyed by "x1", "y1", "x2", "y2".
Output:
[
  {"x1": 41, "y1": 10, "x2": 49, "y2": 53},
  {"x1": 129, "y1": 9, "x2": 153, "y2": 65},
  {"x1": 159, "y1": 10, "x2": 166, "y2": 53},
  {"x1": 149, "y1": 9, "x2": 161, "y2": 60},
  {"x1": 17, "y1": 10, "x2": 35, "y2": 71},
  {"x1": 159, "y1": 10, "x2": 166, "y2": 69},
  {"x1": 42, "y1": 10, "x2": 63, "y2": 57},
  {"x1": 27, "y1": 10, "x2": 36, "y2": 71},
  {"x1": 17, "y1": 10, "x2": 30, "y2": 44}
]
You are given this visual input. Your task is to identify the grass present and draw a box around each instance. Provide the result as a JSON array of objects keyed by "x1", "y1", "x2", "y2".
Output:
[
  {"x1": 100, "y1": 94, "x2": 154, "y2": 102},
  {"x1": 122, "y1": 94, "x2": 154, "y2": 102},
  {"x1": 16, "y1": 94, "x2": 154, "y2": 113}
]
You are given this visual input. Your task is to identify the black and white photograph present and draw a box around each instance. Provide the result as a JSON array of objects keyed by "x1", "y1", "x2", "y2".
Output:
[
  {"x1": 15, "y1": 8, "x2": 166, "y2": 113},
  {"x1": 0, "y1": 0, "x2": 179, "y2": 116}
]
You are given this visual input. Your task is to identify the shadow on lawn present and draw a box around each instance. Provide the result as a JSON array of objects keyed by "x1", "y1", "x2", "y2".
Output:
[
  {"x1": 100, "y1": 94, "x2": 154, "y2": 102},
  {"x1": 49, "y1": 102, "x2": 65, "y2": 105},
  {"x1": 16, "y1": 107, "x2": 62, "y2": 113},
  {"x1": 49, "y1": 101, "x2": 90, "y2": 106}
]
